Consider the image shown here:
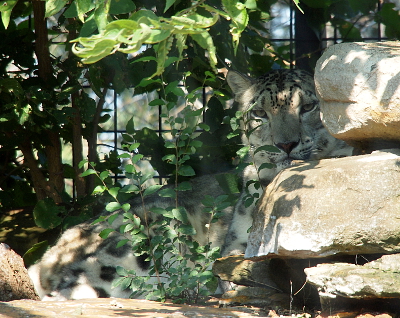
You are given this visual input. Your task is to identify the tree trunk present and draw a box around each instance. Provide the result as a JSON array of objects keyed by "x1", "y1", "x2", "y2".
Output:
[{"x1": 30, "y1": 0, "x2": 64, "y2": 203}]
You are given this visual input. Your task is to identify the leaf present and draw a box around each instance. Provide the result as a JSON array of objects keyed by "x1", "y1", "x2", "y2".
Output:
[
  {"x1": 126, "y1": 117, "x2": 135, "y2": 134},
  {"x1": 120, "y1": 184, "x2": 140, "y2": 193},
  {"x1": 0, "y1": 0, "x2": 17, "y2": 29},
  {"x1": 23, "y1": 241, "x2": 49, "y2": 267},
  {"x1": 143, "y1": 184, "x2": 163, "y2": 197},
  {"x1": 215, "y1": 173, "x2": 240, "y2": 194},
  {"x1": 191, "y1": 32, "x2": 217, "y2": 72},
  {"x1": 121, "y1": 203, "x2": 131, "y2": 212},
  {"x1": 108, "y1": 187, "x2": 120, "y2": 199},
  {"x1": 172, "y1": 207, "x2": 189, "y2": 223},
  {"x1": 45, "y1": 0, "x2": 68, "y2": 17},
  {"x1": 99, "y1": 228, "x2": 115, "y2": 239},
  {"x1": 100, "y1": 170, "x2": 110, "y2": 180},
  {"x1": 93, "y1": 185, "x2": 107, "y2": 194},
  {"x1": 164, "y1": 0, "x2": 176, "y2": 13},
  {"x1": 108, "y1": 213, "x2": 119, "y2": 225},
  {"x1": 292, "y1": 0, "x2": 304, "y2": 13},
  {"x1": 236, "y1": 145, "x2": 250, "y2": 159},
  {"x1": 254, "y1": 145, "x2": 280, "y2": 154},
  {"x1": 177, "y1": 224, "x2": 196, "y2": 235},
  {"x1": 116, "y1": 239, "x2": 130, "y2": 248},
  {"x1": 72, "y1": 39, "x2": 117, "y2": 64},
  {"x1": 258, "y1": 162, "x2": 276, "y2": 171},
  {"x1": 33, "y1": 198, "x2": 64, "y2": 230},
  {"x1": 116, "y1": 265, "x2": 129, "y2": 276},
  {"x1": 176, "y1": 181, "x2": 192, "y2": 191},
  {"x1": 109, "y1": 0, "x2": 136, "y2": 14},
  {"x1": 178, "y1": 165, "x2": 195, "y2": 177},
  {"x1": 106, "y1": 202, "x2": 122, "y2": 212},
  {"x1": 76, "y1": 0, "x2": 93, "y2": 22},
  {"x1": 222, "y1": 0, "x2": 249, "y2": 52},
  {"x1": 158, "y1": 188, "x2": 175, "y2": 198}
]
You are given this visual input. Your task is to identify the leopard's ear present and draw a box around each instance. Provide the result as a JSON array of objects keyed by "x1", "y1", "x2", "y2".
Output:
[{"x1": 226, "y1": 70, "x2": 254, "y2": 99}]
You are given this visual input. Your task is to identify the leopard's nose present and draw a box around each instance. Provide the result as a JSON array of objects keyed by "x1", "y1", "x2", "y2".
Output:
[{"x1": 275, "y1": 141, "x2": 299, "y2": 154}]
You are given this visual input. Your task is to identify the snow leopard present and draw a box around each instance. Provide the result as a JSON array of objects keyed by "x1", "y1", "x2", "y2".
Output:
[
  {"x1": 220, "y1": 69, "x2": 353, "y2": 258},
  {"x1": 28, "y1": 69, "x2": 353, "y2": 300}
]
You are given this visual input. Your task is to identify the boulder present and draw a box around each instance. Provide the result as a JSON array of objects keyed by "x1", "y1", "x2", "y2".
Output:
[
  {"x1": 212, "y1": 255, "x2": 279, "y2": 291},
  {"x1": 305, "y1": 254, "x2": 400, "y2": 299},
  {"x1": 245, "y1": 149, "x2": 400, "y2": 259},
  {"x1": 315, "y1": 41, "x2": 400, "y2": 150},
  {"x1": 0, "y1": 243, "x2": 39, "y2": 301}
]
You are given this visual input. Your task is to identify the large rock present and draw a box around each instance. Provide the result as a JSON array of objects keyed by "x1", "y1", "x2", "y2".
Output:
[
  {"x1": 245, "y1": 149, "x2": 400, "y2": 259},
  {"x1": 212, "y1": 255, "x2": 279, "y2": 290},
  {"x1": 0, "y1": 243, "x2": 39, "y2": 301},
  {"x1": 305, "y1": 254, "x2": 400, "y2": 299},
  {"x1": 315, "y1": 41, "x2": 400, "y2": 149}
]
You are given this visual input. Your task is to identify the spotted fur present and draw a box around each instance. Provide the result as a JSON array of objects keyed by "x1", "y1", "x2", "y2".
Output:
[
  {"x1": 28, "y1": 69, "x2": 353, "y2": 300},
  {"x1": 220, "y1": 69, "x2": 353, "y2": 259}
]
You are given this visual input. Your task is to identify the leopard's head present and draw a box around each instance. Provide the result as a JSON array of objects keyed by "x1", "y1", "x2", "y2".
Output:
[{"x1": 227, "y1": 69, "x2": 352, "y2": 183}]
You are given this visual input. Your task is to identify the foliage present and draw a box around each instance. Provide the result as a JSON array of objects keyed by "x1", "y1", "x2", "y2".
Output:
[{"x1": 79, "y1": 112, "x2": 236, "y2": 302}]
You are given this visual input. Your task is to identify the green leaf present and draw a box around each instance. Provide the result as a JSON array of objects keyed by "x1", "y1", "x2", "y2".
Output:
[
  {"x1": 222, "y1": 0, "x2": 249, "y2": 52},
  {"x1": 143, "y1": 184, "x2": 163, "y2": 197},
  {"x1": 172, "y1": 207, "x2": 188, "y2": 223},
  {"x1": 176, "y1": 181, "x2": 192, "y2": 191},
  {"x1": 99, "y1": 228, "x2": 114, "y2": 239},
  {"x1": 108, "y1": 187, "x2": 120, "y2": 199},
  {"x1": 215, "y1": 173, "x2": 240, "y2": 194},
  {"x1": 100, "y1": 171, "x2": 110, "y2": 180},
  {"x1": 121, "y1": 203, "x2": 131, "y2": 212},
  {"x1": 198, "y1": 123, "x2": 210, "y2": 131},
  {"x1": 140, "y1": 172, "x2": 155, "y2": 184},
  {"x1": 110, "y1": 0, "x2": 136, "y2": 14},
  {"x1": 106, "y1": 202, "x2": 122, "y2": 212},
  {"x1": 236, "y1": 146, "x2": 250, "y2": 159},
  {"x1": 150, "y1": 207, "x2": 166, "y2": 215},
  {"x1": 0, "y1": 0, "x2": 17, "y2": 29},
  {"x1": 116, "y1": 265, "x2": 129, "y2": 276},
  {"x1": 191, "y1": 32, "x2": 217, "y2": 72},
  {"x1": 158, "y1": 188, "x2": 175, "y2": 198},
  {"x1": 254, "y1": 145, "x2": 280, "y2": 154},
  {"x1": 292, "y1": 0, "x2": 304, "y2": 13},
  {"x1": 177, "y1": 224, "x2": 196, "y2": 235},
  {"x1": 126, "y1": 117, "x2": 135, "y2": 134},
  {"x1": 164, "y1": 0, "x2": 176, "y2": 13},
  {"x1": 23, "y1": 240, "x2": 49, "y2": 267},
  {"x1": 178, "y1": 165, "x2": 195, "y2": 177},
  {"x1": 189, "y1": 140, "x2": 202, "y2": 148},
  {"x1": 93, "y1": 185, "x2": 107, "y2": 194},
  {"x1": 33, "y1": 198, "x2": 64, "y2": 230},
  {"x1": 108, "y1": 213, "x2": 119, "y2": 225},
  {"x1": 120, "y1": 184, "x2": 140, "y2": 193},
  {"x1": 76, "y1": 0, "x2": 93, "y2": 22},
  {"x1": 45, "y1": 0, "x2": 68, "y2": 17},
  {"x1": 73, "y1": 39, "x2": 117, "y2": 64},
  {"x1": 116, "y1": 238, "x2": 130, "y2": 248}
]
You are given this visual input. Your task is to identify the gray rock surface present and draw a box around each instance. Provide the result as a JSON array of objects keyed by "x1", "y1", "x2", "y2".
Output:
[
  {"x1": 213, "y1": 255, "x2": 279, "y2": 291},
  {"x1": 305, "y1": 254, "x2": 400, "y2": 299},
  {"x1": 315, "y1": 41, "x2": 400, "y2": 149},
  {"x1": 245, "y1": 149, "x2": 400, "y2": 259}
]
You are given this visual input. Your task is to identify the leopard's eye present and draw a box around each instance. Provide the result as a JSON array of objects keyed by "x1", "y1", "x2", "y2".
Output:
[
  {"x1": 252, "y1": 109, "x2": 268, "y2": 118},
  {"x1": 301, "y1": 102, "x2": 317, "y2": 114}
]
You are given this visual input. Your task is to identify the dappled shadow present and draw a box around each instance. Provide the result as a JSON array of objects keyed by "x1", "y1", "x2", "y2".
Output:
[
  {"x1": 318, "y1": 41, "x2": 400, "y2": 109},
  {"x1": 247, "y1": 160, "x2": 323, "y2": 259},
  {"x1": 317, "y1": 41, "x2": 400, "y2": 150}
]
